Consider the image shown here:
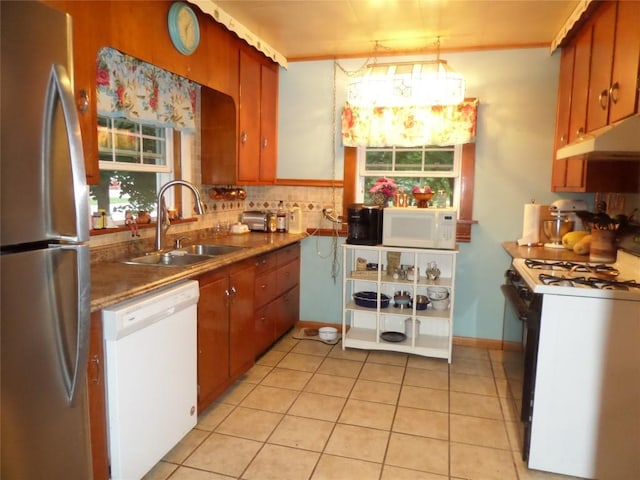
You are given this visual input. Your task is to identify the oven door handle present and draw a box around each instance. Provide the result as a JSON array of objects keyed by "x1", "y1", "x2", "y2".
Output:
[{"x1": 501, "y1": 284, "x2": 530, "y2": 321}]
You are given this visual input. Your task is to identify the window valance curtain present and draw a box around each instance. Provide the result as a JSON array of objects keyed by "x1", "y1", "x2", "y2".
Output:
[
  {"x1": 341, "y1": 99, "x2": 478, "y2": 147},
  {"x1": 96, "y1": 47, "x2": 196, "y2": 131}
]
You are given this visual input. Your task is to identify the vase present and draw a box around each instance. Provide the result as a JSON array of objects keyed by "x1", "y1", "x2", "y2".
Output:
[{"x1": 372, "y1": 192, "x2": 388, "y2": 207}]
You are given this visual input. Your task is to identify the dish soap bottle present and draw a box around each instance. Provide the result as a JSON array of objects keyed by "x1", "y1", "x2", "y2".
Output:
[{"x1": 276, "y1": 200, "x2": 288, "y2": 232}]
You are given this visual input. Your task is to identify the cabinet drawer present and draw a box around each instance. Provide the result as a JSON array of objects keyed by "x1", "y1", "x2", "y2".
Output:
[
  {"x1": 254, "y1": 270, "x2": 277, "y2": 308},
  {"x1": 254, "y1": 253, "x2": 277, "y2": 274},
  {"x1": 277, "y1": 243, "x2": 300, "y2": 267},
  {"x1": 276, "y1": 258, "x2": 300, "y2": 295}
]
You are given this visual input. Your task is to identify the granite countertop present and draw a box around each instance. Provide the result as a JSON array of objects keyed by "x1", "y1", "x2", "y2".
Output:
[
  {"x1": 91, "y1": 232, "x2": 306, "y2": 312},
  {"x1": 502, "y1": 241, "x2": 592, "y2": 262}
]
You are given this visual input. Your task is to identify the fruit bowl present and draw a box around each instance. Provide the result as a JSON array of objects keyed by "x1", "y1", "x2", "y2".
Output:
[{"x1": 412, "y1": 192, "x2": 433, "y2": 208}]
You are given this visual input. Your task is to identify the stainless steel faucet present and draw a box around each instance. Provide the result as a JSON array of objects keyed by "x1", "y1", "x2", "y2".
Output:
[{"x1": 154, "y1": 180, "x2": 205, "y2": 251}]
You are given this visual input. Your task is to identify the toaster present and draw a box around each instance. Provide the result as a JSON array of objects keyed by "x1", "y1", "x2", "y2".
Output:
[{"x1": 241, "y1": 211, "x2": 268, "y2": 231}]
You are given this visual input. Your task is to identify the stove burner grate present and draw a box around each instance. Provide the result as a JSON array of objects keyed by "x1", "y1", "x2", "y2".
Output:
[
  {"x1": 538, "y1": 273, "x2": 640, "y2": 290},
  {"x1": 524, "y1": 259, "x2": 618, "y2": 276}
]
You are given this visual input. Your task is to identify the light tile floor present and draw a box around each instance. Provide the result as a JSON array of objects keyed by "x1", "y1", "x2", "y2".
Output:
[{"x1": 143, "y1": 332, "x2": 584, "y2": 480}]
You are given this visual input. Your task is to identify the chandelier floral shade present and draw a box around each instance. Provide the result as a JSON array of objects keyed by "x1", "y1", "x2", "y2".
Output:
[
  {"x1": 341, "y1": 99, "x2": 478, "y2": 147},
  {"x1": 96, "y1": 47, "x2": 197, "y2": 131}
]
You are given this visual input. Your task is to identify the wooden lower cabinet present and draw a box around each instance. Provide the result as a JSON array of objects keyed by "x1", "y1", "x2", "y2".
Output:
[
  {"x1": 197, "y1": 259, "x2": 254, "y2": 412},
  {"x1": 88, "y1": 243, "x2": 301, "y2": 473},
  {"x1": 88, "y1": 310, "x2": 109, "y2": 480},
  {"x1": 254, "y1": 243, "x2": 301, "y2": 356}
]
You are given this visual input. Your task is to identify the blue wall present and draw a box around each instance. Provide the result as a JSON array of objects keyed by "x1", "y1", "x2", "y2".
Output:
[{"x1": 284, "y1": 48, "x2": 594, "y2": 339}]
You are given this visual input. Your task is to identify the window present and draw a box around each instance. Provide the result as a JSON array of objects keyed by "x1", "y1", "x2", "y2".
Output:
[
  {"x1": 344, "y1": 143, "x2": 476, "y2": 241},
  {"x1": 357, "y1": 145, "x2": 462, "y2": 209},
  {"x1": 90, "y1": 115, "x2": 194, "y2": 224}
]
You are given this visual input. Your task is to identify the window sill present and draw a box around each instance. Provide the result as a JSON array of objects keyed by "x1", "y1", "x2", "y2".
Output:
[{"x1": 89, "y1": 217, "x2": 198, "y2": 236}]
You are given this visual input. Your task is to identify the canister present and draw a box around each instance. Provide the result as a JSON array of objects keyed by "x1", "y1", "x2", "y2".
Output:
[{"x1": 404, "y1": 317, "x2": 420, "y2": 339}]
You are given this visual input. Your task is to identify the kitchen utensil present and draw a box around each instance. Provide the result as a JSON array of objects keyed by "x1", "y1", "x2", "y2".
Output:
[
  {"x1": 404, "y1": 318, "x2": 421, "y2": 338},
  {"x1": 430, "y1": 298, "x2": 450, "y2": 310},
  {"x1": 414, "y1": 295, "x2": 430, "y2": 310},
  {"x1": 427, "y1": 286, "x2": 449, "y2": 300},
  {"x1": 353, "y1": 291, "x2": 390, "y2": 308},
  {"x1": 380, "y1": 331, "x2": 407, "y2": 342},
  {"x1": 543, "y1": 218, "x2": 574, "y2": 248}
]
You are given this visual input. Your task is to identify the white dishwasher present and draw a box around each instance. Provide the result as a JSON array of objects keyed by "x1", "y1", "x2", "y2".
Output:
[{"x1": 102, "y1": 280, "x2": 199, "y2": 480}]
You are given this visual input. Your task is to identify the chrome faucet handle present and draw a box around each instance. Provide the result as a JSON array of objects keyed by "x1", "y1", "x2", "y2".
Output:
[{"x1": 174, "y1": 236, "x2": 190, "y2": 249}]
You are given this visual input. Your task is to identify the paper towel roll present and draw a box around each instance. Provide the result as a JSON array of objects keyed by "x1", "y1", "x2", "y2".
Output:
[{"x1": 518, "y1": 203, "x2": 546, "y2": 246}]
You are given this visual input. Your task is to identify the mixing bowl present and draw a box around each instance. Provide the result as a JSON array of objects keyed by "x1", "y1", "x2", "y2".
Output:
[{"x1": 543, "y1": 218, "x2": 574, "y2": 244}]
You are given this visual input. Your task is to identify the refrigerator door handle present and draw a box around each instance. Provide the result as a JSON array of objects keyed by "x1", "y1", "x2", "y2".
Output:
[
  {"x1": 52, "y1": 243, "x2": 91, "y2": 405},
  {"x1": 43, "y1": 63, "x2": 89, "y2": 243}
]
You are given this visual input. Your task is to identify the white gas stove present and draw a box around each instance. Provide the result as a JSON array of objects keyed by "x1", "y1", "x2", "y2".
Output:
[
  {"x1": 512, "y1": 249, "x2": 640, "y2": 301},
  {"x1": 505, "y1": 248, "x2": 640, "y2": 479}
]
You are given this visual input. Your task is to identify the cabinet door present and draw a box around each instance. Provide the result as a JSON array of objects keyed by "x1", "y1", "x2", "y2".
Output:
[
  {"x1": 569, "y1": 23, "x2": 593, "y2": 143},
  {"x1": 554, "y1": 44, "x2": 575, "y2": 152},
  {"x1": 259, "y1": 63, "x2": 278, "y2": 183},
  {"x1": 238, "y1": 49, "x2": 261, "y2": 183},
  {"x1": 586, "y1": 1, "x2": 616, "y2": 132},
  {"x1": 275, "y1": 285, "x2": 300, "y2": 339},
  {"x1": 87, "y1": 310, "x2": 109, "y2": 480},
  {"x1": 609, "y1": 0, "x2": 640, "y2": 124},
  {"x1": 255, "y1": 301, "x2": 276, "y2": 357},
  {"x1": 197, "y1": 269, "x2": 230, "y2": 411},
  {"x1": 229, "y1": 261, "x2": 256, "y2": 377},
  {"x1": 551, "y1": 44, "x2": 576, "y2": 191}
]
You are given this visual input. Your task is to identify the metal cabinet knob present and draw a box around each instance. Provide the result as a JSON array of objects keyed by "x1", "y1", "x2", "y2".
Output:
[
  {"x1": 241, "y1": 131, "x2": 247, "y2": 144},
  {"x1": 598, "y1": 88, "x2": 609, "y2": 110},
  {"x1": 609, "y1": 82, "x2": 619, "y2": 104}
]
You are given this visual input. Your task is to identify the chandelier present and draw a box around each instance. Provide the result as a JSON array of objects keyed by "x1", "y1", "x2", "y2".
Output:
[{"x1": 347, "y1": 40, "x2": 465, "y2": 107}]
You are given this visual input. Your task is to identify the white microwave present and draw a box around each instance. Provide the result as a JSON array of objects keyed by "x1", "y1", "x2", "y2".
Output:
[{"x1": 382, "y1": 207, "x2": 457, "y2": 249}]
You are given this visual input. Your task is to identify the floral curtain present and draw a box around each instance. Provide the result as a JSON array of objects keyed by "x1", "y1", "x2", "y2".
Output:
[
  {"x1": 341, "y1": 99, "x2": 478, "y2": 147},
  {"x1": 96, "y1": 47, "x2": 197, "y2": 131}
]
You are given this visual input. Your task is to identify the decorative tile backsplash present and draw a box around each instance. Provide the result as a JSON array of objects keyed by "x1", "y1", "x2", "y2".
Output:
[{"x1": 90, "y1": 184, "x2": 344, "y2": 262}]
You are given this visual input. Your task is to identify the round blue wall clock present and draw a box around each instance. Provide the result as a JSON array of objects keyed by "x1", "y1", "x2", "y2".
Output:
[{"x1": 168, "y1": 2, "x2": 200, "y2": 55}]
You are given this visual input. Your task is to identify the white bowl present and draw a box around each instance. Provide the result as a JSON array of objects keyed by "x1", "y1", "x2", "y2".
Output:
[
  {"x1": 430, "y1": 298, "x2": 449, "y2": 311},
  {"x1": 318, "y1": 326, "x2": 338, "y2": 341},
  {"x1": 427, "y1": 286, "x2": 449, "y2": 300}
]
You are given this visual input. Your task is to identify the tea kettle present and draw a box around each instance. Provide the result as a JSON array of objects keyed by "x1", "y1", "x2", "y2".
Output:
[{"x1": 289, "y1": 207, "x2": 303, "y2": 234}]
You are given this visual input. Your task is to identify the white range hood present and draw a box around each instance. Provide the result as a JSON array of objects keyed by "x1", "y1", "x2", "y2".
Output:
[{"x1": 556, "y1": 115, "x2": 640, "y2": 160}]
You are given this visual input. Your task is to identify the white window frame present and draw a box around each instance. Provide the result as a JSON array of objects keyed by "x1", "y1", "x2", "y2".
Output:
[
  {"x1": 355, "y1": 145, "x2": 463, "y2": 210},
  {"x1": 95, "y1": 116, "x2": 195, "y2": 223}
]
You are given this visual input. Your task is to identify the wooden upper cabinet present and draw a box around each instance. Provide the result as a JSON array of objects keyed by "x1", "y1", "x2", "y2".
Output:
[
  {"x1": 586, "y1": 1, "x2": 616, "y2": 132},
  {"x1": 238, "y1": 49, "x2": 262, "y2": 183},
  {"x1": 587, "y1": 0, "x2": 640, "y2": 131},
  {"x1": 568, "y1": 22, "x2": 593, "y2": 143},
  {"x1": 608, "y1": 0, "x2": 640, "y2": 124},
  {"x1": 259, "y1": 63, "x2": 278, "y2": 183},
  {"x1": 554, "y1": 44, "x2": 575, "y2": 152},
  {"x1": 237, "y1": 48, "x2": 278, "y2": 185}
]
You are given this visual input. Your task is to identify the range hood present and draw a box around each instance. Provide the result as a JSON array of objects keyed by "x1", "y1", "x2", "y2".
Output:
[{"x1": 556, "y1": 115, "x2": 640, "y2": 160}]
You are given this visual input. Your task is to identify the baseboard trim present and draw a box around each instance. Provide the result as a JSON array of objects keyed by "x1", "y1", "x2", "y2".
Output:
[{"x1": 296, "y1": 321, "x2": 507, "y2": 351}]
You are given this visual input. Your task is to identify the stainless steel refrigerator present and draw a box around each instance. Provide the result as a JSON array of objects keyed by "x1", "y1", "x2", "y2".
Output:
[{"x1": 1, "y1": 2, "x2": 93, "y2": 478}]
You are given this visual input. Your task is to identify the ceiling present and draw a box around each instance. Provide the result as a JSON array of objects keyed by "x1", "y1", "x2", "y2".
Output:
[{"x1": 211, "y1": 0, "x2": 581, "y2": 61}]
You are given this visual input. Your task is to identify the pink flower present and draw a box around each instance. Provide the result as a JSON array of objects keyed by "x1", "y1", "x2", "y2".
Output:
[{"x1": 369, "y1": 177, "x2": 398, "y2": 198}]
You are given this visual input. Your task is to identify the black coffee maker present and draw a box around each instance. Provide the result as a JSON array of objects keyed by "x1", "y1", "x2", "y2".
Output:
[{"x1": 346, "y1": 204, "x2": 383, "y2": 245}]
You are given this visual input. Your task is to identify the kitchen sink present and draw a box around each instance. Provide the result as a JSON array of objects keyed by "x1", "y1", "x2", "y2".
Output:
[
  {"x1": 122, "y1": 244, "x2": 245, "y2": 267},
  {"x1": 122, "y1": 252, "x2": 213, "y2": 267},
  {"x1": 180, "y1": 244, "x2": 245, "y2": 256}
]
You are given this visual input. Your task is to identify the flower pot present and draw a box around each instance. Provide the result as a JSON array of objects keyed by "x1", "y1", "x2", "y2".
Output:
[
  {"x1": 372, "y1": 192, "x2": 388, "y2": 207},
  {"x1": 136, "y1": 211, "x2": 151, "y2": 224}
]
